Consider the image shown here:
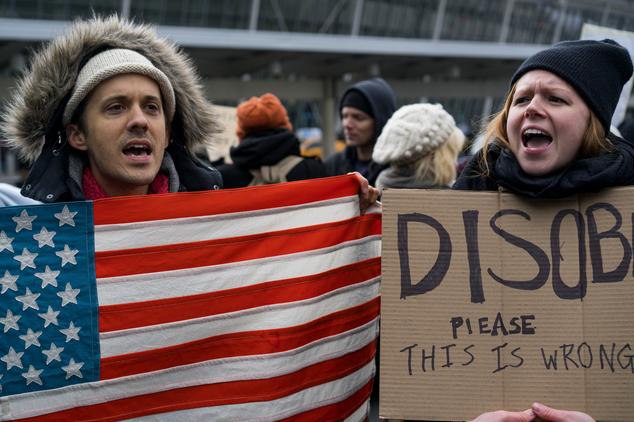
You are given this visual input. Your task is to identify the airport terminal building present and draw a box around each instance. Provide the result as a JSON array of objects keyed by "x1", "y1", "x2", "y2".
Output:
[{"x1": 1, "y1": 0, "x2": 633, "y2": 182}]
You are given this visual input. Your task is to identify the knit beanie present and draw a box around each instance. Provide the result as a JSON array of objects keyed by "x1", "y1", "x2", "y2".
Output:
[
  {"x1": 63, "y1": 48, "x2": 176, "y2": 126},
  {"x1": 235, "y1": 93, "x2": 293, "y2": 141},
  {"x1": 510, "y1": 39, "x2": 633, "y2": 131},
  {"x1": 340, "y1": 89, "x2": 374, "y2": 119},
  {"x1": 373, "y1": 103, "x2": 456, "y2": 166}
]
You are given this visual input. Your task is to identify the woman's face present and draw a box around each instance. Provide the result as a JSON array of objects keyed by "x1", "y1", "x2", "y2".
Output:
[{"x1": 507, "y1": 69, "x2": 590, "y2": 176}]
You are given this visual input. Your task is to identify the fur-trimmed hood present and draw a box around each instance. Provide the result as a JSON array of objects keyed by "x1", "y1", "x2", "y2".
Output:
[{"x1": 1, "y1": 14, "x2": 221, "y2": 164}]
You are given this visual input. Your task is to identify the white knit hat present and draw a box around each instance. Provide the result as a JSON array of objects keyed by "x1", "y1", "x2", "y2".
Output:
[
  {"x1": 62, "y1": 48, "x2": 176, "y2": 126},
  {"x1": 373, "y1": 103, "x2": 456, "y2": 166}
]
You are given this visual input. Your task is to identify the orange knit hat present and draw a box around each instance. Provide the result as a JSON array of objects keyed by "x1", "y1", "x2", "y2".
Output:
[{"x1": 235, "y1": 93, "x2": 293, "y2": 141}]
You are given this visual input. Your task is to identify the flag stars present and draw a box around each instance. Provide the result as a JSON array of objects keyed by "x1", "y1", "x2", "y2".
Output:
[
  {"x1": 42, "y1": 343, "x2": 64, "y2": 365},
  {"x1": 60, "y1": 321, "x2": 80, "y2": 342},
  {"x1": 2, "y1": 347, "x2": 24, "y2": 370},
  {"x1": 54, "y1": 205, "x2": 77, "y2": 227},
  {"x1": 16, "y1": 287, "x2": 40, "y2": 311},
  {"x1": 0, "y1": 310, "x2": 21, "y2": 333},
  {"x1": 35, "y1": 266, "x2": 60, "y2": 289},
  {"x1": 38, "y1": 306, "x2": 60, "y2": 328},
  {"x1": 0, "y1": 231, "x2": 14, "y2": 253},
  {"x1": 62, "y1": 358, "x2": 83, "y2": 380},
  {"x1": 33, "y1": 227, "x2": 56, "y2": 248},
  {"x1": 55, "y1": 245, "x2": 78, "y2": 267},
  {"x1": 0, "y1": 270, "x2": 18, "y2": 294},
  {"x1": 19, "y1": 328, "x2": 42, "y2": 349},
  {"x1": 57, "y1": 283, "x2": 80, "y2": 307},
  {"x1": 14, "y1": 248, "x2": 38, "y2": 270},
  {"x1": 22, "y1": 365, "x2": 43, "y2": 386},
  {"x1": 12, "y1": 210, "x2": 36, "y2": 232}
]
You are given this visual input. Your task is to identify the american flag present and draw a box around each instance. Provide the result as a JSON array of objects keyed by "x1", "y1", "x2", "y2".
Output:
[{"x1": 0, "y1": 175, "x2": 381, "y2": 421}]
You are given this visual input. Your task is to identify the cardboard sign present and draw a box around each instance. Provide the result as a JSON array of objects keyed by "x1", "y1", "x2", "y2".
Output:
[
  {"x1": 379, "y1": 188, "x2": 634, "y2": 422},
  {"x1": 204, "y1": 105, "x2": 238, "y2": 163}
]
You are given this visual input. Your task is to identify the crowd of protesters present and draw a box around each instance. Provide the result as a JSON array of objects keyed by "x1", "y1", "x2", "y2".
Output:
[{"x1": 1, "y1": 12, "x2": 633, "y2": 422}]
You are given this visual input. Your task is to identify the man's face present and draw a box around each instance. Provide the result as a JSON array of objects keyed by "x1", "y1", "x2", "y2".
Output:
[
  {"x1": 67, "y1": 73, "x2": 169, "y2": 197},
  {"x1": 341, "y1": 106, "x2": 375, "y2": 148}
]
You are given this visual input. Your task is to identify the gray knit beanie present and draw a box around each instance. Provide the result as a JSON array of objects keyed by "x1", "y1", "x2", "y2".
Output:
[
  {"x1": 510, "y1": 39, "x2": 633, "y2": 131},
  {"x1": 63, "y1": 48, "x2": 176, "y2": 126}
]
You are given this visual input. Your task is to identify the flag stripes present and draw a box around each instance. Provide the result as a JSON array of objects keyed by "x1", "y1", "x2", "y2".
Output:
[
  {"x1": 1, "y1": 175, "x2": 381, "y2": 421},
  {"x1": 98, "y1": 258, "x2": 380, "y2": 332}
]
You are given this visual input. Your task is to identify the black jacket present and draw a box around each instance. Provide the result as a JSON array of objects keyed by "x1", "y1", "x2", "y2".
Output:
[
  {"x1": 20, "y1": 141, "x2": 223, "y2": 203},
  {"x1": 325, "y1": 146, "x2": 388, "y2": 187},
  {"x1": 453, "y1": 138, "x2": 634, "y2": 198},
  {"x1": 217, "y1": 128, "x2": 327, "y2": 189},
  {"x1": 325, "y1": 78, "x2": 396, "y2": 186}
]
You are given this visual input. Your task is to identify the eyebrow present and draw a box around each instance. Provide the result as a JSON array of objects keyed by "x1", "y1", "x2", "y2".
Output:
[{"x1": 102, "y1": 94, "x2": 163, "y2": 104}]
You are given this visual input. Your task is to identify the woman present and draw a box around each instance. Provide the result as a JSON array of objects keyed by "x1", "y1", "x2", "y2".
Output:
[
  {"x1": 454, "y1": 38, "x2": 634, "y2": 422},
  {"x1": 454, "y1": 38, "x2": 634, "y2": 198},
  {"x1": 373, "y1": 103, "x2": 465, "y2": 195}
]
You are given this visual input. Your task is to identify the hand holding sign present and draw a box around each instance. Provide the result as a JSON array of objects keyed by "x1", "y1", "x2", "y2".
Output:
[
  {"x1": 468, "y1": 403, "x2": 596, "y2": 422},
  {"x1": 530, "y1": 403, "x2": 595, "y2": 422},
  {"x1": 468, "y1": 408, "x2": 535, "y2": 422}
]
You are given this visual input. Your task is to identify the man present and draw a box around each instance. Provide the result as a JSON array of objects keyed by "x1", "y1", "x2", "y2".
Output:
[
  {"x1": 0, "y1": 15, "x2": 376, "y2": 212},
  {"x1": 325, "y1": 77, "x2": 397, "y2": 186},
  {"x1": 1, "y1": 16, "x2": 224, "y2": 203}
]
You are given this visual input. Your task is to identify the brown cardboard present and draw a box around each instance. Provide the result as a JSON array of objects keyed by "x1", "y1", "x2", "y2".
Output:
[
  {"x1": 379, "y1": 187, "x2": 634, "y2": 422},
  {"x1": 204, "y1": 105, "x2": 238, "y2": 163}
]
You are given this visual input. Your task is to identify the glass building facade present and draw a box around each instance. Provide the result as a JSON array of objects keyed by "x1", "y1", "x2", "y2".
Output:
[
  {"x1": 0, "y1": 0, "x2": 633, "y2": 180},
  {"x1": 1, "y1": 0, "x2": 631, "y2": 43}
]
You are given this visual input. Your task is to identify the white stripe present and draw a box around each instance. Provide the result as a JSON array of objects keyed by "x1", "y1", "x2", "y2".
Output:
[
  {"x1": 94, "y1": 196, "x2": 360, "y2": 252},
  {"x1": 2, "y1": 319, "x2": 378, "y2": 420},
  {"x1": 100, "y1": 277, "x2": 380, "y2": 357},
  {"x1": 97, "y1": 237, "x2": 381, "y2": 305},
  {"x1": 126, "y1": 364, "x2": 374, "y2": 422},
  {"x1": 344, "y1": 400, "x2": 371, "y2": 422}
]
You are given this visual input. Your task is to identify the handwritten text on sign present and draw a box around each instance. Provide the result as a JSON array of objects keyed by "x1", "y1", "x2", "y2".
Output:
[{"x1": 379, "y1": 188, "x2": 634, "y2": 421}]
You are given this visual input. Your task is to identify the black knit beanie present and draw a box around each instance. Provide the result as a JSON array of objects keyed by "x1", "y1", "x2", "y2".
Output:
[
  {"x1": 341, "y1": 89, "x2": 374, "y2": 119},
  {"x1": 510, "y1": 39, "x2": 633, "y2": 131}
]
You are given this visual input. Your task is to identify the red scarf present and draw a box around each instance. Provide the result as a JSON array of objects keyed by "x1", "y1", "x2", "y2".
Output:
[{"x1": 82, "y1": 167, "x2": 169, "y2": 200}]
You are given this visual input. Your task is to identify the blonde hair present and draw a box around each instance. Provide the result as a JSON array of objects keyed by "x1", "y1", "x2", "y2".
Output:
[
  {"x1": 394, "y1": 127, "x2": 465, "y2": 187},
  {"x1": 478, "y1": 83, "x2": 612, "y2": 175}
]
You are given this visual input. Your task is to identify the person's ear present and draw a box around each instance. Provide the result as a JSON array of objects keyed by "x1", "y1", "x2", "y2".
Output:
[{"x1": 67, "y1": 124, "x2": 88, "y2": 151}]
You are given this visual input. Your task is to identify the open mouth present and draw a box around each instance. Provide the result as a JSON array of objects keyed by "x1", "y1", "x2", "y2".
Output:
[
  {"x1": 123, "y1": 144, "x2": 151, "y2": 157},
  {"x1": 522, "y1": 128, "x2": 552, "y2": 149}
]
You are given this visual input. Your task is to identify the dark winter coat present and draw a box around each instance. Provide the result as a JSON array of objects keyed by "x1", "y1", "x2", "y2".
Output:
[
  {"x1": 217, "y1": 128, "x2": 327, "y2": 189},
  {"x1": 21, "y1": 144, "x2": 222, "y2": 203},
  {"x1": 325, "y1": 146, "x2": 388, "y2": 187},
  {"x1": 453, "y1": 138, "x2": 634, "y2": 198}
]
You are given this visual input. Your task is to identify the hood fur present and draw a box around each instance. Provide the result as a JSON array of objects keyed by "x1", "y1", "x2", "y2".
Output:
[{"x1": 1, "y1": 14, "x2": 221, "y2": 164}]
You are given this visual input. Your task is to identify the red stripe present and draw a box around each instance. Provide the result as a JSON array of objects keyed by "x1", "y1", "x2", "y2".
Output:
[
  {"x1": 92, "y1": 175, "x2": 360, "y2": 225},
  {"x1": 99, "y1": 258, "x2": 380, "y2": 332},
  {"x1": 22, "y1": 341, "x2": 376, "y2": 422},
  {"x1": 100, "y1": 298, "x2": 379, "y2": 380},
  {"x1": 277, "y1": 378, "x2": 373, "y2": 422},
  {"x1": 94, "y1": 215, "x2": 381, "y2": 278}
]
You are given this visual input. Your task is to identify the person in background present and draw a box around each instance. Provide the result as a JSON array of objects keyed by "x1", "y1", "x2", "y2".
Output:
[
  {"x1": 372, "y1": 103, "x2": 465, "y2": 196},
  {"x1": 216, "y1": 93, "x2": 326, "y2": 188},
  {"x1": 325, "y1": 77, "x2": 396, "y2": 186},
  {"x1": 454, "y1": 38, "x2": 633, "y2": 422},
  {"x1": 0, "y1": 16, "x2": 377, "y2": 212}
]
